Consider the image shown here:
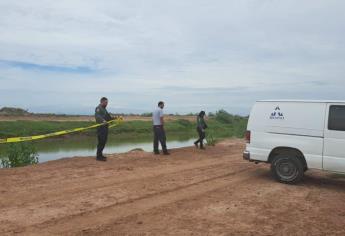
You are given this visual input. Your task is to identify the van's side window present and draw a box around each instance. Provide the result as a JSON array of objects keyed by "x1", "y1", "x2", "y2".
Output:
[{"x1": 329, "y1": 105, "x2": 345, "y2": 131}]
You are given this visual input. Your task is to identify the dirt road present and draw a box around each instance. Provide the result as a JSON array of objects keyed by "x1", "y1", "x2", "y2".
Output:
[{"x1": 1, "y1": 139, "x2": 345, "y2": 235}]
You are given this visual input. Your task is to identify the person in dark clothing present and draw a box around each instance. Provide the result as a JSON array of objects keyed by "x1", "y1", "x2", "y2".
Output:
[
  {"x1": 95, "y1": 97, "x2": 114, "y2": 161},
  {"x1": 152, "y1": 101, "x2": 169, "y2": 155},
  {"x1": 194, "y1": 111, "x2": 208, "y2": 149}
]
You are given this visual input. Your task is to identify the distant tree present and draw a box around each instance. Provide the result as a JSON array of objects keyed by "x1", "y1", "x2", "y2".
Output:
[
  {"x1": 186, "y1": 112, "x2": 198, "y2": 116},
  {"x1": 141, "y1": 112, "x2": 153, "y2": 117},
  {"x1": 215, "y1": 109, "x2": 235, "y2": 124},
  {"x1": 0, "y1": 107, "x2": 30, "y2": 116}
]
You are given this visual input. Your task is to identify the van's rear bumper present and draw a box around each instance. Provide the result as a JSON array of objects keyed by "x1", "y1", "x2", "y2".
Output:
[{"x1": 243, "y1": 151, "x2": 250, "y2": 161}]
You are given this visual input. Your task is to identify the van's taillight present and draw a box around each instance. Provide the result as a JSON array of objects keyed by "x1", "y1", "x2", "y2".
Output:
[{"x1": 245, "y1": 131, "x2": 251, "y2": 143}]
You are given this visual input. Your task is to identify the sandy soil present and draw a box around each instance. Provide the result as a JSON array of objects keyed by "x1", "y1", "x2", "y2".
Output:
[
  {"x1": 0, "y1": 115, "x2": 195, "y2": 122},
  {"x1": 1, "y1": 139, "x2": 345, "y2": 235}
]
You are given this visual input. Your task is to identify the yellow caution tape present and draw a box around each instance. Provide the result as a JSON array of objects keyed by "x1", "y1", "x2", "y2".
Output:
[{"x1": 0, "y1": 117, "x2": 124, "y2": 144}]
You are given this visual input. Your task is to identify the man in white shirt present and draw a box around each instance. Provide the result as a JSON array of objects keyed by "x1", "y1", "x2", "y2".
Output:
[{"x1": 152, "y1": 101, "x2": 169, "y2": 155}]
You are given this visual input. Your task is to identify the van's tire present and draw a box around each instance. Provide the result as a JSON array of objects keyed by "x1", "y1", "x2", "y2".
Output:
[{"x1": 271, "y1": 154, "x2": 304, "y2": 184}]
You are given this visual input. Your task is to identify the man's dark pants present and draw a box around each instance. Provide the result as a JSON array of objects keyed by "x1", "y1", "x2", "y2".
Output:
[
  {"x1": 195, "y1": 127, "x2": 206, "y2": 148},
  {"x1": 97, "y1": 125, "x2": 108, "y2": 158},
  {"x1": 153, "y1": 125, "x2": 168, "y2": 153}
]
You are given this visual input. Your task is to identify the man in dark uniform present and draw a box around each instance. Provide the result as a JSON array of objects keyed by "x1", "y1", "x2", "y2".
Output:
[
  {"x1": 95, "y1": 97, "x2": 113, "y2": 161},
  {"x1": 194, "y1": 111, "x2": 208, "y2": 149}
]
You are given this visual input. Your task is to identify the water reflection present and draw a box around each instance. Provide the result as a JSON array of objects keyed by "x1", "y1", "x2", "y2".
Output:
[{"x1": 34, "y1": 135, "x2": 196, "y2": 162}]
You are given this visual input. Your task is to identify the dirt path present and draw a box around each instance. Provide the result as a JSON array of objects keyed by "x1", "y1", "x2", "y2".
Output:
[{"x1": 1, "y1": 139, "x2": 345, "y2": 235}]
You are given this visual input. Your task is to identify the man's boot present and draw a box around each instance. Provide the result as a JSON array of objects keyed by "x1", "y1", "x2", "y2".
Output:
[
  {"x1": 96, "y1": 154, "x2": 107, "y2": 161},
  {"x1": 97, "y1": 157, "x2": 106, "y2": 161},
  {"x1": 194, "y1": 141, "x2": 199, "y2": 148},
  {"x1": 163, "y1": 149, "x2": 170, "y2": 155}
]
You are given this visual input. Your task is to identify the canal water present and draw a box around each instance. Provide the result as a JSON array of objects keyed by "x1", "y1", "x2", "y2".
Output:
[{"x1": 30, "y1": 135, "x2": 197, "y2": 163}]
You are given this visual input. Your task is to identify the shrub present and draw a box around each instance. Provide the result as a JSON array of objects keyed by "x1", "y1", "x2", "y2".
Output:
[
  {"x1": 206, "y1": 132, "x2": 216, "y2": 146},
  {"x1": 0, "y1": 143, "x2": 39, "y2": 168},
  {"x1": 215, "y1": 109, "x2": 234, "y2": 124}
]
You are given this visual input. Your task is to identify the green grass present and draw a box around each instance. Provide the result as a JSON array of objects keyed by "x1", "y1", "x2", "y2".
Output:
[
  {"x1": 0, "y1": 121, "x2": 95, "y2": 137},
  {"x1": 0, "y1": 112, "x2": 248, "y2": 142}
]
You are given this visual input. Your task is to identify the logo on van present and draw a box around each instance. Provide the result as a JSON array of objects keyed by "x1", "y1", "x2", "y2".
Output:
[{"x1": 270, "y1": 106, "x2": 284, "y2": 120}]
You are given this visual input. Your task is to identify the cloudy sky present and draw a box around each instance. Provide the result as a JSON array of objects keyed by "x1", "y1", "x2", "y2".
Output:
[{"x1": 0, "y1": 0, "x2": 344, "y2": 115}]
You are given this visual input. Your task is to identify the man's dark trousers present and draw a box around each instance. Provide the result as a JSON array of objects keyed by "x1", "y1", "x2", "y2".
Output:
[
  {"x1": 153, "y1": 125, "x2": 168, "y2": 153},
  {"x1": 97, "y1": 125, "x2": 108, "y2": 158},
  {"x1": 195, "y1": 127, "x2": 206, "y2": 148}
]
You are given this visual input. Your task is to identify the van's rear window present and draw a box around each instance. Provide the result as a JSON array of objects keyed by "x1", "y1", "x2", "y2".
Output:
[{"x1": 329, "y1": 105, "x2": 345, "y2": 131}]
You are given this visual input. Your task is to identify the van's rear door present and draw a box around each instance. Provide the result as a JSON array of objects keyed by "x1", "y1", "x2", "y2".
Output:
[{"x1": 323, "y1": 104, "x2": 345, "y2": 172}]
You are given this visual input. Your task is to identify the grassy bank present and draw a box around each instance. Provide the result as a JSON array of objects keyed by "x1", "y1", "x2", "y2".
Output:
[{"x1": 0, "y1": 110, "x2": 248, "y2": 141}]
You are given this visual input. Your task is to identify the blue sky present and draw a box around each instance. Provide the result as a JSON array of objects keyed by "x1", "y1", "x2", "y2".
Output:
[{"x1": 0, "y1": 0, "x2": 344, "y2": 115}]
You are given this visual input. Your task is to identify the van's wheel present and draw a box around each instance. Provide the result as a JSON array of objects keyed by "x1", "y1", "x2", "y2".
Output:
[{"x1": 271, "y1": 154, "x2": 304, "y2": 184}]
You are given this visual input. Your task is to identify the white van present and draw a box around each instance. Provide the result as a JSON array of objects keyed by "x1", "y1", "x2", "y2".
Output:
[{"x1": 243, "y1": 100, "x2": 345, "y2": 184}]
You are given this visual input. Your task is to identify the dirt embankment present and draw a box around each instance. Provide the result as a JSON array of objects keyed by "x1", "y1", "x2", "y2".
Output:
[{"x1": 1, "y1": 139, "x2": 345, "y2": 235}]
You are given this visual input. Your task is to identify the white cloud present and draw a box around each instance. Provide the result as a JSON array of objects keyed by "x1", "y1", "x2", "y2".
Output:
[{"x1": 0, "y1": 0, "x2": 344, "y2": 114}]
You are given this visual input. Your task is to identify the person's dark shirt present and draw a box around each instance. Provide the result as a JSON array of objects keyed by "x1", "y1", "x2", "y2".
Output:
[
  {"x1": 197, "y1": 116, "x2": 208, "y2": 129},
  {"x1": 95, "y1": 104, "x2": 112, "y2": 124}
]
